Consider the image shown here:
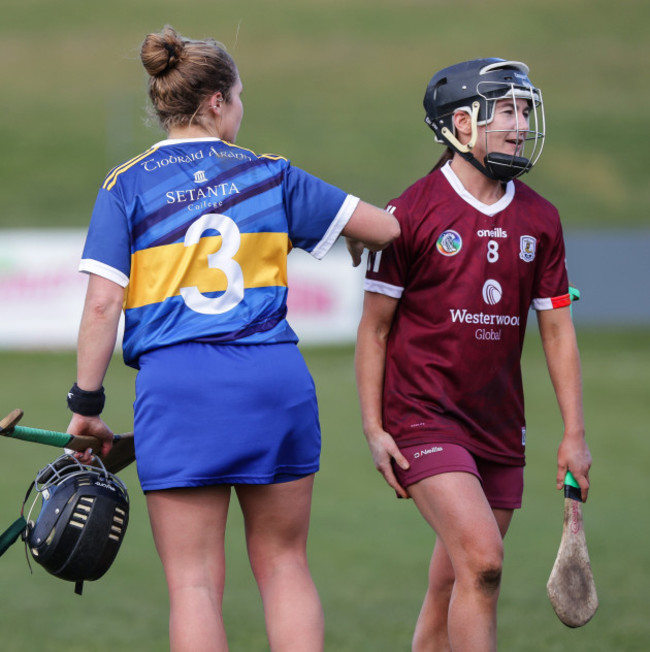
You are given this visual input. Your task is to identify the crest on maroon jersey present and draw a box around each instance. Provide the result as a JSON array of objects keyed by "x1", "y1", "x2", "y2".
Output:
[{"x1": 519, "y1": 235, "x2": 537, "y2": 262}]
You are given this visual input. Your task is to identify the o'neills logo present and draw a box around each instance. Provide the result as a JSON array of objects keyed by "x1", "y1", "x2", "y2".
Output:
[
  {"x1": 477, "y1": 227, "x2": 507, "y2": 238},
  {"x1": 414, "y1": 446, "x2": 443, "y2": 459},
  {"x1": 449, "y1": 308, "x2": 520, "y2": 326}
]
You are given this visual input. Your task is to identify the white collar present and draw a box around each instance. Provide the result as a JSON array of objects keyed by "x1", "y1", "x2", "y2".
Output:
[
  {"x1": 440, "y1": 161, "x2": 515, "y2": 216},
  {"x1": 153, "y1": 137, "x2": 223, "y2": 147}
]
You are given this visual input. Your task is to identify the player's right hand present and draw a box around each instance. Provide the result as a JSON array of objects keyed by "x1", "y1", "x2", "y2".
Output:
[
  {"x1": 67, "y1": 413, "x2": 115, "y2": 459},
  {"x1": 364, "y1": 428, "x2": 410, "y2": 498}
]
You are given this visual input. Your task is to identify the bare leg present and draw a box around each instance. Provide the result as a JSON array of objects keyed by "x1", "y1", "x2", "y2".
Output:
[
  {"x1": 409, "y1": 473, "x2": 514, "y2": 652},
  {"x1": 147, "y1": 486, "x2": 232, "y2": 652},
  {"x1": 411, "y1": 507, "x2": 514, "y2": 651},
  {"x1": 235, "y1": 475, "x2": 323, "y2": 652},
  {"x1": 412, "y1": 537, "x2": 455, "y2": 652}
]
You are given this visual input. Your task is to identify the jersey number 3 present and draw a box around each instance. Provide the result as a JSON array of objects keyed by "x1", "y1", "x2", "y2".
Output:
[{"x1": 180, "y1": 213, "x2": 244, "y2": 315}]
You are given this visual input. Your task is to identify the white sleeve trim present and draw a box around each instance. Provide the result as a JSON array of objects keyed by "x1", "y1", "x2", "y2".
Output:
[
  {"x1": 363, "y1": 279, "x2": 403, "y2": 299},
  {"x1": 310, "y1": 195, "x2": 360, "y2": 260},
  {"x1": 532, "y1": 293, "x2": 571, "y2": 311},
  {"x1": 532, "y1": 297, "x2": 553, "y2": 311},
  {"x1": 79, "y1": 259, "x2": 129, "y2": 288}
]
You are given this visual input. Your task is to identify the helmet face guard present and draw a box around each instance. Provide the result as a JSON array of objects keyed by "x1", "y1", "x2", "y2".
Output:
[
  {"x1": 424, "y1": 58, "x2": 545, "y2": 181},
  {"x1": 23, "y1": 454, "x2": 129, "y2": 594}
]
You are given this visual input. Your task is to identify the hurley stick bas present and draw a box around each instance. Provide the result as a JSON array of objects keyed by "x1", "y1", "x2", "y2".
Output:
[
  {"x1": 546, "y1": 470, "x2": 598, "y2": 627},
  {"x1": 0, "y1": 409, "x2": 135, "y2": 474}
]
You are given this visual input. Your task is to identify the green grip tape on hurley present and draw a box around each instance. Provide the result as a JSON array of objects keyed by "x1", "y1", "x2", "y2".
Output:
[
  {"x1": 9, "y1": 425, "x2": 73, "y2": 447},
  {"x1": 564, "y1": 470, "x2": 580, "y2": 488},
  {"x1": 564, "y1": 471, "x2": 582, "y2": 501},
  {"x1": 564, "y1": 471, "x2": 582, "y2": 503}
]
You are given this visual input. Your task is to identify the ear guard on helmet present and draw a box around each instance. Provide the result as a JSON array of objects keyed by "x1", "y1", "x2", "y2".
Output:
[
  {"x1": 0, "y1": 454, "x2": 129, "y2": 595},
  {"x1": 423, "y1": 58, "x2": 545, "y2": 181}
]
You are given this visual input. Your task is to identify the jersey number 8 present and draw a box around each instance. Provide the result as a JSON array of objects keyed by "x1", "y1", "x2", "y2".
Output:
[{"x1": 487, "y1": 239, "x2": 499, "y2": 263}]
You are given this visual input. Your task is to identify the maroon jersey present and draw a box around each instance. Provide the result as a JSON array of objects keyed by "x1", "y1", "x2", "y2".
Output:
[{"x1": 365, "y1": 163, "x2": 570, "y2": 465}]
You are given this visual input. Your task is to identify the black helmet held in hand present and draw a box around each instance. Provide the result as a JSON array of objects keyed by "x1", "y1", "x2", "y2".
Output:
[{"x1": 23, "y1": 454, "x2": 129, "y2": 594}]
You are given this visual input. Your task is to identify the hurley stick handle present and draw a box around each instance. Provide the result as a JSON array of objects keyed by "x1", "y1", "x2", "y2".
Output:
[
  {"x1": 0, "y1": 408, "x2": 100, "y2": 452},
  {"x1": 0, "y1": 408, "x2": 136, "y2": 474},
  {"x1": 8, "y1": 425, "x2": 101, "y2": 452},
  {"x1": 563, "y1": 470, "x2": 582, "y2": 501}
]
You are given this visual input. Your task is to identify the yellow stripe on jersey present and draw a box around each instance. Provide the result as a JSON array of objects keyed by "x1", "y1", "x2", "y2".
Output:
[
  {"x1": 214, "y1": 139, "x2": 288, "y2": 163},
  {"x1": 125, "y1": 232, "x2": 290, "y2": 309},
  {"x1": 259, "y1": 154, "x2": 288, "y2": 161},
  {"x1": 103, "y1": 146, "x2": 161, "y2": 191}
]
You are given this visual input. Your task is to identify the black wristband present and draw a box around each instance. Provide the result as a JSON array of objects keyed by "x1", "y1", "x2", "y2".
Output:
[{"x1": 67, "y1": 383, "x2": 106, "y2": 416}]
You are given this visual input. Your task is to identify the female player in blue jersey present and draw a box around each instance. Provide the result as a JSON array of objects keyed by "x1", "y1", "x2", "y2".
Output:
[
  {"x1": 356, "y1": 59, "x2": 592, "y2": 650},
  {"x1": 65, "y1": 25, "x2": 399, "y2": 652}
]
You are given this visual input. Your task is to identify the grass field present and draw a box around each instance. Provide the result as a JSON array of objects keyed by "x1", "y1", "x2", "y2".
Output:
[
  {"x1": 1, "y1": 0, "x2": 648, "y2": 649},
  {"x1": 1, "y1": 0, "x2": 648, "y2": 230},
  {"x1": 0, "y1": 328, "x2": 648, "y2": 650}
]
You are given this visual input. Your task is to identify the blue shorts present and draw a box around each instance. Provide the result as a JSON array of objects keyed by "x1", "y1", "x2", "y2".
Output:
[
  {"x1": 393, "y1": 443, "x2": 524, "y2": 509},
  {"x1": 133, "y1": 342, "x2": 320, "y2": 491}
]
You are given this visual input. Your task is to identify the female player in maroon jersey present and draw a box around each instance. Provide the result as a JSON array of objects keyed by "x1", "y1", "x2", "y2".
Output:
[{"x1": 356, "y1": 59, "x2": 592, "y2": 651}]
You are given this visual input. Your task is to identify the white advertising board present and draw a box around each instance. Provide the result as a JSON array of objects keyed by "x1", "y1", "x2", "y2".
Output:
[{"x1": 0, "y1": 230, "x2": 364, "y2": 350}]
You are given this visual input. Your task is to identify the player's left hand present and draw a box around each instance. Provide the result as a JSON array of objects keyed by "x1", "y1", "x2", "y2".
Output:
[{"x1": 557, "y1": 434, "x2": 592, "y2": 502}]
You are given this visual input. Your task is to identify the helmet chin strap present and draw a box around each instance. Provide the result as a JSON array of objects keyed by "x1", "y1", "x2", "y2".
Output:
[
  {"x1": 441, "y1": 102, "x2": 531, "y2": 182},
  {"x1": 483, "y1": 152, "x2": 532, "y2": 181},
  {"x1": 459, "y1": 152, "x2": 531, "y2": 182}
]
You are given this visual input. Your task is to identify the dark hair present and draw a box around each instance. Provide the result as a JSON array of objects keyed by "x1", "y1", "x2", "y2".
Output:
[
  {"x1": 140, "y1": 25, "x2": 238, "y2": 131},
  {"x1": 429, "y1": 146, "x2": 454, "y2": 174}
]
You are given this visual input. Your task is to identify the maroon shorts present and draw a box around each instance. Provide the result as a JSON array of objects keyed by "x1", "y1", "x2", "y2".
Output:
[{"x1": 393, "y1": 442, "x2": 524, "y2": 509}]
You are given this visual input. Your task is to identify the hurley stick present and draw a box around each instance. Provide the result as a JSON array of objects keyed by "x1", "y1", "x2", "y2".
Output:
[
  {"x1": 0, "y1": 409, "x2": 135, "y2": 474},
  {"x1": 546, "y1": 471, "x2": 598, "y2": 627}
]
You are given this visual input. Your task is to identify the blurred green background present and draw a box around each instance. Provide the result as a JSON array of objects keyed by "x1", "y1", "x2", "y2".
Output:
[
  {"x1": 2, "y1": 0, "x2": 648, "y2": 229},
  {"x1": 1, "y1": 0, "x2": 648, "y2": 650}
]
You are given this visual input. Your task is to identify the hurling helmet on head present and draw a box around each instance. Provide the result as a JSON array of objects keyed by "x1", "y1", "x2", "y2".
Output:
[
  {"x1": 22, "y1": 453, "x2": 129, "y2": 595},
  {"x1": 423, "y1": 58, "x2": 545, "y2": 181}
]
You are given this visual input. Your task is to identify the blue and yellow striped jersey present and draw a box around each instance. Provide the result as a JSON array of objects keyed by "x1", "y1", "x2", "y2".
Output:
[{"x1": 80, "y1": 137, "x2": 358, "y2": 366}]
